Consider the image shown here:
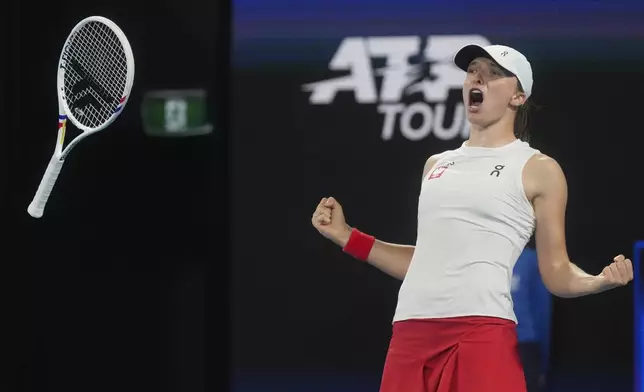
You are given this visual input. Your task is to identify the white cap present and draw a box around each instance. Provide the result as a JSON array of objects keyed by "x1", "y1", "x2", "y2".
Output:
[{"x1": 453, "y1": 44, "x2": 533, "y2": 98}]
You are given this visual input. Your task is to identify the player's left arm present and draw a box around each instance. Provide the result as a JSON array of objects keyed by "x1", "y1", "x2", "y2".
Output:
[{"x1": 527, "y1": 154, "x2": 633, "y2": 298}]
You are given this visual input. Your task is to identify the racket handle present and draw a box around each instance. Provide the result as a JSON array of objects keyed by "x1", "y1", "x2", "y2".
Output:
[{"x1": 27, "y1": 155, "x2": 65, "y2": 218}]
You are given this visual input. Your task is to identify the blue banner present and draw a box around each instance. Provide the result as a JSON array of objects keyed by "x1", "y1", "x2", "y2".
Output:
[{"x1": 234, "y1": 0, "x2": 644, "y2": 65}]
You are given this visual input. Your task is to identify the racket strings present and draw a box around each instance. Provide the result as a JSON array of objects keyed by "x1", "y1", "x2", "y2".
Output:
[
  {"x1": 62, "y1": 21, "x2": 128, "y2": 129},
  {"x1": 74, "y1": 22, "x2": 127, "y2": 99}
]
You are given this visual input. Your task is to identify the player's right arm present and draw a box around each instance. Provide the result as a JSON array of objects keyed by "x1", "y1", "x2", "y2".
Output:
[{"x1": 310, "y1": 155, "x2": 440, "y2": 280}]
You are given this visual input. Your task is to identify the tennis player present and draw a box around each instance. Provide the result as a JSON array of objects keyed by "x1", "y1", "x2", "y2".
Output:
[{"x1": 311, "y1": 44, "x2": 634, "y2": 392}]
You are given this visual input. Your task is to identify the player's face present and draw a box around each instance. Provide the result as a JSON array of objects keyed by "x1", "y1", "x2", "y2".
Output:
[{"x1": 462, "y1": 57, "x2": 526, "y2": 127}]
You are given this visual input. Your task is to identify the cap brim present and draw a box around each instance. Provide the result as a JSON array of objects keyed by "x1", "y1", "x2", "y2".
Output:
[{"x1": 453, "y1": 44, "x2": 495, "y2": 72}]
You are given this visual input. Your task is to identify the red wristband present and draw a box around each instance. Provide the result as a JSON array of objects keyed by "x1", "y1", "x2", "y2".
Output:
[{"x1": 342, "y1": 228, "x2": 375, "y2": 262}]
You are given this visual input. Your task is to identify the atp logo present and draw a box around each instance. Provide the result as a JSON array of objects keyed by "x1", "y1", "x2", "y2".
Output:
[{"x1": 302, "y1": 35, "x2": 491, "y2": 142}]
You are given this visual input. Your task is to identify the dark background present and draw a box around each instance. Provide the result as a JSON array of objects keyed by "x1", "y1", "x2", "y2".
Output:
[
  {"x1": 4, "y1": 0, "x2": 227, "y2": 391},
  {"x1": 3, "y1": 1, "x2": 644, "y2": 392}
]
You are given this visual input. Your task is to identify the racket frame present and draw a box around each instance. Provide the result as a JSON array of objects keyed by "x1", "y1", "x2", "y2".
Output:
[{"x1": 58, "y1": 15, "x2": 135, "y2": 158}]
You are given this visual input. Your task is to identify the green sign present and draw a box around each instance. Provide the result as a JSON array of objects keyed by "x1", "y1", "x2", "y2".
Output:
[{"x1": 141, "y1": 89, "x2": 213, "y2": 137}]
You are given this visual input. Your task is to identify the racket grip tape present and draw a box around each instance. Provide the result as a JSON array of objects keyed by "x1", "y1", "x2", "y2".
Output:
[{"x1": 27, "y1": 155, "x2": 65, "y2": 218}]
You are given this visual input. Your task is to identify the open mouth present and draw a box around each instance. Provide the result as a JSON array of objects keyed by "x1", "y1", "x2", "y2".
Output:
[{"x1": 469, "y1": 89, "x2": 484, "y2": 107}]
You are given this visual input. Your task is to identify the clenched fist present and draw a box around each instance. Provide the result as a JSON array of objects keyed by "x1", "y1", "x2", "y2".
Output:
[
  {"x1": 599, "y1": 254, "x2": 634, "y2": 289},
  {"x1": 311, "y1": 197, "x2": 352, "y2": 247}
]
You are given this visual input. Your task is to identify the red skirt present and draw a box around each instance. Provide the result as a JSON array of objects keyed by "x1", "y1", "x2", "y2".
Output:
[{"x1": 379, "y1": 316, "x2": 527, "y2": 392}]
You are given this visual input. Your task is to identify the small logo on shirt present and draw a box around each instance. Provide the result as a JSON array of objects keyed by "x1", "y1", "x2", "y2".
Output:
[
  {"x1": 428, "y1": 161, "x2": 454, "y2": 180},
  {"x1": 490, "y1": 164, "x2": 505, "y2": 177}
]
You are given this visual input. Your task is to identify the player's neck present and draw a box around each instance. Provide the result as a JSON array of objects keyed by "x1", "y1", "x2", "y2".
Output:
[{"x1": 466, "y1": 116, "x2": 517, "y2": 148}]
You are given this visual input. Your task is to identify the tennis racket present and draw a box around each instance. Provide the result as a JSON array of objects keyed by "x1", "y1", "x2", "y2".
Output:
[{"x1": 27, "y1": 16, "x2": 135, "y2": 218}]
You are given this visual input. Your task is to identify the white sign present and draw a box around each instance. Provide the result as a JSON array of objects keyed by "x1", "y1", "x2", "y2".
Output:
[{"x1": 302, "y1": 35, "x2": 492, "y2": 141}]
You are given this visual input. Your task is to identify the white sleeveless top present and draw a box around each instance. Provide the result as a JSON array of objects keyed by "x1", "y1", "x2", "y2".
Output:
[{"x1": 393, "y1": 139, "x2": 539, "y2": 324}]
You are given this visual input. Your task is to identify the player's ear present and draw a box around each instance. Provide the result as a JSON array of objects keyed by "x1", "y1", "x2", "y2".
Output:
[
  {"x1": 510, "y1": 79, "x2": 527, "y2": 108},
  {"x1": 510, "y1": 91, "x2": 527, "y2": 109}
]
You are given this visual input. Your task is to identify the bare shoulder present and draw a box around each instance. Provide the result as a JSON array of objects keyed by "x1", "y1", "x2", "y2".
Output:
[
  {"x1": 524, "y1": 153, "x2": 568, "y2": 200},
  {"x1": 526, "y1": 153, "x2": 565, "y2": 179}
]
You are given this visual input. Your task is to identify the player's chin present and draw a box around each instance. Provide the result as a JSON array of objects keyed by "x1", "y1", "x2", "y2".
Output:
[{"x1": 465, "y1": 108, "x2": 486, "y2": 123}]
